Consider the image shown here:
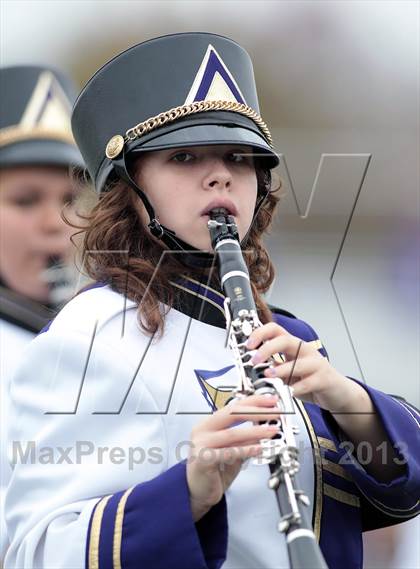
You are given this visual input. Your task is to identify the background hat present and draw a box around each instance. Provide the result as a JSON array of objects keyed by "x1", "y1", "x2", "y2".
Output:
[
  {"x1": 0, "y1": 65, "x2": 84, "y2": 169},
  {"x1": 72, "y1": 32, "x2": 279, "y2": 192}
]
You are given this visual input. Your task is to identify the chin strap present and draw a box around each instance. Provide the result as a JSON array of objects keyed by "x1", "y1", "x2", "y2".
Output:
[{"x1": 111, "y1": 151, "x2": 270, "y2": 266}]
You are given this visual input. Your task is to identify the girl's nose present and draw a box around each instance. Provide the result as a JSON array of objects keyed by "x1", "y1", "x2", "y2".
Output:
[{"x1": 202, "y1": 157, "x2": 232, "y2": 191}]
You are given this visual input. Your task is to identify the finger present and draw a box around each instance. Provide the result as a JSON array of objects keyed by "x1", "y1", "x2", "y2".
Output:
[
  {"x1": 264, "y1": 356, "x2": 318, "y2": 381},
  {"x1": 193, "y1": 443, "x2": 264, "y2": 467},
  {"x1": 228, "y1": 435, "x2": 279, "y2": 449},
  {"x1": 251, "y1": 337, "x2": 309, "y2": 366},
  {"x1": 198, "y1": 395, "x2": 280, "y2": 431},
  {"x1": 200, "y1": 422, "x2": 279, "y2": 449},
  {"x1": 207, "y1": 406, "x2": 282, "y2": 431},
  {"x1": 231, "y1": 393, "x2": 279, "y2": 407},
  {"x1": 246, "y1": 322, "x2": 289, "y2": 349},
  {"x1": 217, "y1": 444, "x2": 264, "y2": 464}
]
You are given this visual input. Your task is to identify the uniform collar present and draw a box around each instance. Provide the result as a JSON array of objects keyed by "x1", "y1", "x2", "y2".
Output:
[
  {"x1": 170, "y1": 274, "x2": 227, "y2": 329},
  {"x1": 0, "y1": 284, "x2": 54, "y2": 333}
]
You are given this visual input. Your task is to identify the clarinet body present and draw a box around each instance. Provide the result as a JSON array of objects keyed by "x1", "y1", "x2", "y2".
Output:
[{"x1": 208, "y1": 209, "x2": 328, "y2": 569}]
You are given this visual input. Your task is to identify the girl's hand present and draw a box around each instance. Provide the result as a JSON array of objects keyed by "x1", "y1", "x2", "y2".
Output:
[
  {"x1": 247, "y1": 322, "x2": 358, "y2": 413},
  {"x1": 246, "y1": 323, "x2": 405, "y2": 483},
  {"x1": 186, "y1": 394, "x2": 280, "y2": 521}
]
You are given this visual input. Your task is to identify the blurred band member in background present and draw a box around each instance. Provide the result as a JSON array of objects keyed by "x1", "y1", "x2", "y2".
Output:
[{"x1": 0, "y1": 65, "x2": 84, "y2": 561}]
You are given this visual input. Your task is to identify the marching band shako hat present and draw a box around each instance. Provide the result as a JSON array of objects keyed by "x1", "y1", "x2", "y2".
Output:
[
  {"x1": 0, "y1": 65, "x2": 84, "y2": 169},
  {"x1": 71, "y1": 32, "x2": 279, "y2": 258}
]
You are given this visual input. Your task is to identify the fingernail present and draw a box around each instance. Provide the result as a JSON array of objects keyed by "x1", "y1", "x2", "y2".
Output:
[
  {"x1": 246, "y1": 338, "x2": 254, "y2": 348},
  {"x1": 262, "y1": 393, "x2": 278, "y2": 400},
  {"x1": 251, "y1": 352, "x2": 262, "y2": 364},
  {"x1": 265, "y1": 368, "x2": 276, "y2": 377}
]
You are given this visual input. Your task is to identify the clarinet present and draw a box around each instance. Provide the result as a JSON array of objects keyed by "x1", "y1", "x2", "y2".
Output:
[{"x1": 208, "y1": 208, "x2": 328, "y2": 569}]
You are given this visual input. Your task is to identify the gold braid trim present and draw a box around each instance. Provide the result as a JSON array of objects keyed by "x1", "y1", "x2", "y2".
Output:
[
  {"x1": 306, "y1": 339, "x2": 323, "y2": 352},
  {"x1": 170, "y1": 281, "x2": 226, "y2": 318},
  {"x1": 295, "y1": 399, "x2": 323, "y2": 543},
  {"x1": 323, "y1": 483, "x2": 360, "y2": 508},
  {"x1": 317, "y1": 437, "x2": 338, "y2": 453},
  {"x1": 88, "y1": 495, "x2": 112, "y2": 569},
  {"x1": 106, "y1": 100, "x2": 273, "y2": 159},
  {"x1": 0, "y1": 125, "x2": 75, "y2": 148},
  {"x1": 322, "y1": 458, "x2": 353, "y2": 482},
  {"x1": 113, "y1": 487, "x2": 134, "y2": 569}
]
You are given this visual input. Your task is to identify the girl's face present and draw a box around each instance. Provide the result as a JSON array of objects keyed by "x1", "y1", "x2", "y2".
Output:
[
  {"x1": 0, "y1": 166, "x2": 78, "y2": 302},
  {"x1": 135, "y1": 145, "x2": 258, "y2": 252}
]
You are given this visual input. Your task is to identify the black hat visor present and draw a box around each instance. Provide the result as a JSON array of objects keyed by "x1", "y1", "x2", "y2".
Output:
[
  {"x1": 131, "y1": 124, "x2": 278, "y2": 164},
  {"x1": 98, "y1": 120, "x2": 278, "y2": 191}
]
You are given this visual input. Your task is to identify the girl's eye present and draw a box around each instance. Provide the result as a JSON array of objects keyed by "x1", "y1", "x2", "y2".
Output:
[
  {"x1": 229, "y1": 152, "x2": 249, "y2": 164},
  {"x1": 171, "y1": 152, "x2": 195, "y2": 163},
  {"x1": 12, "y1": 194, "x2": 41, "y2": 208}
]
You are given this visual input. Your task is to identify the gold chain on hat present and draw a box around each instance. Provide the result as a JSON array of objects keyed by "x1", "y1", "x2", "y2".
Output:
[{"x1": 105, "y1": 100, "x2": 273, "y2": 159}]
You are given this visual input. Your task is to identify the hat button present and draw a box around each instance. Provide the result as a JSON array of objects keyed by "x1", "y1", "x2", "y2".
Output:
[{"x1": 105, "y1": 135, "x2": 125, "y2": 159}]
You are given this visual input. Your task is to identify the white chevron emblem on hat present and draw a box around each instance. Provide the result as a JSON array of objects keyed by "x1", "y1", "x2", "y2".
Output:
[
  {"x1": 19, "y1": 71, "x2": 72, "y2": 136},
  {"x1": 184, "y1": 44, "x2": 247, "y2": 106}
]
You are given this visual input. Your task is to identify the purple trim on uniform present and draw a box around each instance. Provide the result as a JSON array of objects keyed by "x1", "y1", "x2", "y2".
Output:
[
  {"x1": 196, "y1": 495, "x2": 227, "y2": 568},
  {"x1": 304, "y1": 403, "x2": 363, "y2": 568},
  {"x1": 194, "y1": 49, "x2": 245, "y2": 105},
  {"x1": 75, "y1": 281, "x2": 107, "y2": 296},
  {"x1": 38, "y1": 282, "x2": 107, "y2": 336},
  {"x1": 287, "y1": 323, "x2": 420, "y2": 566},
  {"x1": 272, "y1": 312, "x2": 328, "y2": 358},
  {"x1": 178, "y1": 278, "x2": 225, "y2": 309},
  {"x1": 271, "y1": 313, "x2": 329, "y2": 358},
  {"x1": 120, "y1": 461, "x2": 227, "y2": 569},
  {"x1": 302, "y1": 403, "x2": 326, "y2": 524},
  {"x1": 320, "y1": 446, "x2": 340, "y2": 464},
  {"x1": 85, "y1": 499, "x2": 98, "y2": 569},
  {"x1": 271, "y1": 312, "x2": 314, "y2": 341},
  {"x1": 38, "y1": 319, "x2": 54, "y2": 335},
  {"x1": 336, "y1": 378, "x2": 420, "y2": 515},
  {"x1": 320, "y1": 493, "x2": 363, "y2": 569},
  {"x1": 322, "y1": 468, "x2": 359, "y2": 496}
]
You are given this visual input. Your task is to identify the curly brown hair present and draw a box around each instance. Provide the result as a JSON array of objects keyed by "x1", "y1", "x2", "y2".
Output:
[{"x1": 72, "y1": 163, "x2": 282, "y2": 336}]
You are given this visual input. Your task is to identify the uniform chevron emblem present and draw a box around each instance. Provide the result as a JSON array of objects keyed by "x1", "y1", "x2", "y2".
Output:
[{"x1": 194, "y1": 365, "x2": 238, "y2": 411}]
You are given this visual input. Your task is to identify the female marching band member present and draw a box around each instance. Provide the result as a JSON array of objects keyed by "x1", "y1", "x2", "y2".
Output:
[
  {"x1": 4, "y1": 34, "x2": 419, "y2": 569},
  {"x1": 0, "y1": 65, "x2": 83, "y2": 561}
]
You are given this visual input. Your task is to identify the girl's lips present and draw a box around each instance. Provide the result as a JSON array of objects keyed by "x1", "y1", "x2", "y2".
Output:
[
  {"x1": 201, "y1": 199, "x2": 238, "y2": 216},
  {"x1": 201, "y1": 212, "x2": 238, "y2": 218}
]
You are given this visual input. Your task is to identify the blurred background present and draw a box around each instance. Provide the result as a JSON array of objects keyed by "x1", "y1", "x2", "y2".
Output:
[{"x1": 1, "y1": 1, "x2": 418, "y2": 567}]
